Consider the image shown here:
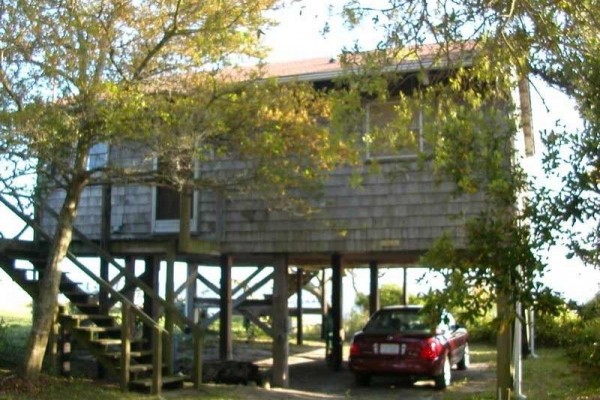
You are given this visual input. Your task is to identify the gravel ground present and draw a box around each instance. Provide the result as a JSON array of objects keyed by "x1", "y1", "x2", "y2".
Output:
[{"x1": 170, "y1": 343, "x2": 496, "y2": 400}]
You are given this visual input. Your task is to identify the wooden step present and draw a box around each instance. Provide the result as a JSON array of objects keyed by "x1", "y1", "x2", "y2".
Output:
[
  {"x1": 71, "y1": 300, "x2": 100, "y2": 307},
  {"x1": 62, "y1": 290, "x2": 93, "y2": 298},
  {"x1": 74, "y1": 325, "x2": 121, "y2": 339},
  {"x1": 59, "y1": 281, "x2": 83, "y2": 291},
  {"x1": 59, "y1": 314, "x2": 114, "y2": 325},
  {"x1": 71, "y1": 303, "x2": 101, "y2": 314},
  {"x1": 104, "y1": 349, "x2": 154, "y2": 359},
  {"x1": 90, "y1": 338, "x2": 123, "y2": 346},
  {"x1": 75, "y1": 325, "x2": 121, "y2": 333},
  {"x1": 91, "y1": 337, "x2": 144, "y2": 348},
  {"x1": 60, "y1": 314, "x2": 113, "y2": 321},
  {"x1": 124, "y1": 363, "x2": 168, "y2": 374},
  {"x1": 129, "y1": 374, "x2": 187, "y2": 392}
]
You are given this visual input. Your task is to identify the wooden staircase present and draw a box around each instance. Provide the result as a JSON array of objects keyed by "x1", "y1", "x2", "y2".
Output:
[
  {"x1": 0, "y1": 196, "x2": 200, "y2": 394},
  {"x1": 0, "y1": 248, "x2": 187, "y2": 392}
]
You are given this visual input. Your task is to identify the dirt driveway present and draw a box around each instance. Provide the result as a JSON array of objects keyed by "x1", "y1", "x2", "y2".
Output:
[{"x1": 172, "y1": 344, "x2": 495, "y2": 400}]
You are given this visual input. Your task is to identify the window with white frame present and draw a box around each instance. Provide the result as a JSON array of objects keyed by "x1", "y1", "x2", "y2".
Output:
[
  {"x1": 364, "y1": 100, "x2": 426, "y2": 160},
  {"x1": 152, "y1": 158, "x2": 197, "y2": 233},
  {"x1": 87, "y1": 142, "x2": 109, "y2": 170}
]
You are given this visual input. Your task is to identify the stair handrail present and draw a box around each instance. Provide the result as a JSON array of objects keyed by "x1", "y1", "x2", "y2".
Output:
[
  {"x1": 36, "y1": 196, "x2": 199, "y2": 332},
  {"x1": 1, "y1": 193, "x2": 202, "y2": 388},
  {"x1": 0, "y1": 194, "x2": 165, "y2": 333}
]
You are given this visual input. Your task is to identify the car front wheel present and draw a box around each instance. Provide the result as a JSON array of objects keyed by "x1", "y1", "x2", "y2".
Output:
[{"x1": 434, "y1": 355, "x2": 451, "y2": 390}]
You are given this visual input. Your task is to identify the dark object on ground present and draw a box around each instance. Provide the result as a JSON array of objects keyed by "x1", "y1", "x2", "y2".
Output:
[
  {"x1": 202, "y1": 360, "x2": 264, "y2": 386},
  {"x1": 0, "y1": 373, "x2": 49, "y2": 397}
]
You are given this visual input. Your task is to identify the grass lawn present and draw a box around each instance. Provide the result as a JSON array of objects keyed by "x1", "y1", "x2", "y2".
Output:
[
  {"x1": 443, "y1": 346, "x2": 600, "y2": 400},
  {"x1": 1, "y1": 345, "x2": 599, "y2": 399},
  {"x1": 521, "y1": 349, "x2": 600, "y2": 400}
]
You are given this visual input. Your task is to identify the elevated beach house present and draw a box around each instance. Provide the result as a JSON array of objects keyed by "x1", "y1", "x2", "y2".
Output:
[{"x1": 1, "y1": 45, "x2": 527, "y2": 392}]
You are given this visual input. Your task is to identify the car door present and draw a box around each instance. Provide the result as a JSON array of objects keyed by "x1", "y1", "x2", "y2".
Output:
[{"x1": 442, "y1": 312, "x2": 468, "y2": 363}]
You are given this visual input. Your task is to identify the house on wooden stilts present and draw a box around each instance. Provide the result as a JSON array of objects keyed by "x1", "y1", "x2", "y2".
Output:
[{"x1": 1, "y1": 46, "x2": 510, "y2": 392}]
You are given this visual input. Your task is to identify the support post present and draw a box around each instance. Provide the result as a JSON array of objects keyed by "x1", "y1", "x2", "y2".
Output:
[
  {"x1": 296, "y1": 268, "x2": 304, "y2": 345},
  {"x1": 99, "y1": 184, "x2": 111, "y2": 314},
  {"x1": 120, "y1": 303, "x2": 131, "y2": 392},
  {"x1": 124, "y1": 256, "x2": 136, "y2": 336},
  {"x1": 142, "y1": 256, "x2": 160, "y2": 348},
  {"x1": 192, "y1": 327, "x2": 203, "y2": 389},
  {"x1": 187, "y1": 263, "x2": 198, "y2": 322},
  {"x1": 98, "y1": 184, "x2": 111, "y2": 380},
  {"x1": 369, "y1": 261, "x2": 379, "y2": 316},
  {"x1": 513, "y1": 301, "x2": 526, "y2": 399},
  {"x1": 272, "y1": 255, "x2": 289, "y2": 387},
  {"x1": 330, "y1": 253, "x2": 343, "y2": 371},
  {"x1": 529, "y1": 309, "x2": 538, "y2": 358},
  {"x1": 165, "y1": 250, "x2": 175, "y2": 374},
  {"x1": 151, "y1": 328, "x2": 163, "y2": 395},
  {"x1": 219, "y1": 254, "x2": 233, "y2": 361},
  {"x1": 320, "y1": 269, "x2": 328, "y2": 340},
  {"x1": 59, "y1": 310, "x2": 71, "y2": 378}
]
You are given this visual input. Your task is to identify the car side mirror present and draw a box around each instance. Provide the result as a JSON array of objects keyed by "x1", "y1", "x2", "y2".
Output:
[{"x1": 435, "y1": 326, "x2": 447, "y2": 335}]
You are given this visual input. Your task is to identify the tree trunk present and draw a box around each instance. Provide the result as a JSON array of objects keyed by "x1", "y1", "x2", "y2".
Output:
[
  {"x1": 496, "y1": 288, "x2": 514, "y2": 400},
  {"x1": 20, "y1": 180, "x2": 85, "y2": 377}
]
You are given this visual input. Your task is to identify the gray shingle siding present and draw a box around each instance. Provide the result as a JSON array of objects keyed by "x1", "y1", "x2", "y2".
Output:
[{"x1": 40, "y1": 156, "x2": 482, "y2": 256}]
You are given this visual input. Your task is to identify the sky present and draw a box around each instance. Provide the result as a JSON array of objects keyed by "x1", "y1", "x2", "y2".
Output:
[{"x1": 1, "y1": 1, "x2": 599, "y2": 316}]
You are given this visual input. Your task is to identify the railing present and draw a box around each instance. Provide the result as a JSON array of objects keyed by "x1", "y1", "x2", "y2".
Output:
[
  {"x1": 0, "y1": 194, "x2": 203, "y2": 393},
  {"x1": 38, "y1": 200, "x2": 204, "y2": 387}
]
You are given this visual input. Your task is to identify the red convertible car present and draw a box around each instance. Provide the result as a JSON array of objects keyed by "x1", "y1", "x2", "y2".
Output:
[{"x1": 348, "y1": 305, "x2": 469, "y2": 389}]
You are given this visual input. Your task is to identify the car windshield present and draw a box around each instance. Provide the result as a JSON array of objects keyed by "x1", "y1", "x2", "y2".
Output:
[{"x1": 363, "y1": 308, "x2": 432, "y2": 334}]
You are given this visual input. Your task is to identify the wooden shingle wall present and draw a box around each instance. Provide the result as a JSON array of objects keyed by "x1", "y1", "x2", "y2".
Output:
[
  {"x1": 213, "y1": 161, "x2": 484, "y2": 254},
  {"x1": 40, "y1": 157, "x2": 484, "y2": 255},
  {"x1": 110, "y1": 184, "x2": 153, "y2": 237}
]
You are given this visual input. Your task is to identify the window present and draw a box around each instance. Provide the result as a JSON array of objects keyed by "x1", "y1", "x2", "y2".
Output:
[
  {"x1": 364, "y1": 100, "x2": 426, "y2": 160},
  {"x1": 87, "y1": 142, "x2": 109, "y2": 170},
  {"x1": 155, "y1": 186, "x2": 187, "y2": 221},
  {"x1": 152, "y1": 158, "x2": 197, "y2": 233},
  {"x1": 364, "y1": 308, "x2": 431, "y2": 334}
]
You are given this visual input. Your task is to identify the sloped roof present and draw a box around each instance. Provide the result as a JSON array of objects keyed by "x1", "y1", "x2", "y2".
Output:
[
  {"x1": 261, "y1": 57, "x2": 343, "y2": 80},
  {"x1": 257, "y1": 42, "x2": 474, "y2": 82}
]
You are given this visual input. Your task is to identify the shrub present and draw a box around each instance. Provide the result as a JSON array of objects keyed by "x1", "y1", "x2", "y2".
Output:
[
  {"x1": 466, "y1": 315, "x2": 497, "y2": 344},
  {"x1": 344, "y1": 310, "x2": 369, "y2": 341},
  {"x1": 0, "y1": 316, "x2": 29, "y2": 367},
  {"x1": 579, "y1": 293, "x2": 600, "y2": 321},
  {"x1": 532, "y1": 293, "x2": 600, "y2": 371},
  {"x1": 534, "y1": 306, "x2": 579, "y2": 347},
  {"x1": 564, "y1": 317, "x2": 600, "y2": 370}
]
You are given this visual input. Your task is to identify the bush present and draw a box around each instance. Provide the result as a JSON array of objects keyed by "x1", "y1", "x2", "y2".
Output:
[
  {"x1": 344, "y1": 310, "x2": 369, "y2": 341},
  {"x1": 579, "y1": 293, "x2": 600, "y2": 321},
  {"x1": 466, "y1": 315, "x2": 497, "y2": 344},
  {"x1": 532, "y1": 293, "x2": 600, "y2": 372},
  {"x1": 0, "y1": 316, "x2": 29, "y2": 367},
  {"x1": 564, "y1": 317, "x2": 600, "y2": 370},
  {"x1": 534, "y1": 306, "x2": 579, "y2": 347}
]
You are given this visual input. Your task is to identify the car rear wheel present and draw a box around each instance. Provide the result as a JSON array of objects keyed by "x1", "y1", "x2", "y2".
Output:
[
  {"x1": 457, "y1": 342, "x2": 470, "y2": 370},
  {"x1": 355, "y1": 373, "x2": 371, "y2": 387},
  {"x1": 434, "y1": 355, "x2": 451, "y2": 390}
]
